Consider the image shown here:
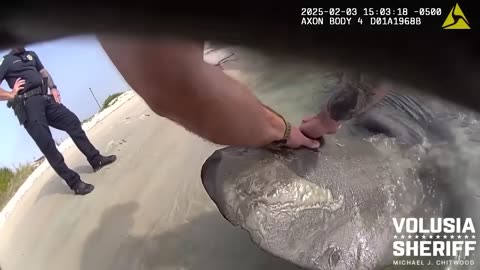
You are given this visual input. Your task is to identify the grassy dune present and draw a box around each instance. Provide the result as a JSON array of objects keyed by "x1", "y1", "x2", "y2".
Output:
[
  {"x1": 1, "y1": 92, "x2": 126, "y2": 209},
  {"x1": 0, "y1": 164, "x2": 37, "y2": 209},
  {"x1": 101, "y1": 92, "x2": 124, "y2": 111}
]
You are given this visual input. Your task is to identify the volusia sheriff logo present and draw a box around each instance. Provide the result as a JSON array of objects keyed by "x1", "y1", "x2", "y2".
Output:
[{"x1": 392, "y1": 218, "x2": 477, "y2": 267}]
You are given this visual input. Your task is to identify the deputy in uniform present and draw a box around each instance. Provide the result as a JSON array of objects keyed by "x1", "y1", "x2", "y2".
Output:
[{"x1": 0, "y1": 47, "x2": 116, "y2": 195}]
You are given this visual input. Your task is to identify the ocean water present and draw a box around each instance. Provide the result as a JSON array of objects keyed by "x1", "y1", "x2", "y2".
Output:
[{"x1": 204, "y1": 44, "x2": 480, "y2": 270}]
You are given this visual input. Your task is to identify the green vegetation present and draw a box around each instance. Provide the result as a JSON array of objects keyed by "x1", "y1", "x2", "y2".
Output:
[
  {"x1": 0, "y1": 91, "x2": 128, "y2": 209},
  {"x1": 0, "y1": 164, "x2": 37, "y2": 209},
  {"x1": 101, "y1": 92, "x2": 124, "y2": 111},
  {"x1": 81, "y1": 91, "x2": 125, "y2": 124},
  {"x1": 81, "y1": 115, "x2": 94, "y2": 125}
]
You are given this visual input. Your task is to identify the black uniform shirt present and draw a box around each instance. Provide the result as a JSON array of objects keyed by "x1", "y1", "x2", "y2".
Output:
[{"x1": 0, "y1": 50, "x2": 45, "y2": 94}]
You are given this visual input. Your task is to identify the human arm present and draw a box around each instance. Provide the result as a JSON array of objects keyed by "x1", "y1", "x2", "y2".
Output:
[
  {"x1": 39, "y1": 68, "x2": 56, "y2": 91},
  {"x1": 0, "y1": 56, "x2": 17, "y2": 101},
  {"x1": 0, "y1": 78, "x2": 25, "y2": 101},
  {"x1": 39, "y1": 68, "x2": 60, "y2": 103},
  {"x1": 300, "y1": 75, "x2": 389, "y2": 139},
  {"x1": 31, "y1": 52, "x2": 61, "y2": 103},
  {"x1": 326, "y1": 79, "x2": 389, "y2": 122},
  {"x1": 0, "y1": 87, "x2": 15, "y2": 101},
  {"x1": 0, "y1": 57, "x2": 9, "y2": 100},
  {"x1": 99, "y1": 36, "x2": 320, "y2": 148}
]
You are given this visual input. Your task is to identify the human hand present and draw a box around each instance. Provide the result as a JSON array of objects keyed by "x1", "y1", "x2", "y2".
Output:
[
  {"x1": 285, "y1": 125, "x2": 322, "y2": 149},
  {"x1": 299, "y1": 110, "x2": 341, "y2": 140},
  {"x1": 51, "y1": 88, "x2": 61, "y2": 103},
  {"x1": 12, "y1": 78, "x2": 25, "y2": 96},
  {"x1": 263, "y1": 105, "x2": 322, "y2": 150}
]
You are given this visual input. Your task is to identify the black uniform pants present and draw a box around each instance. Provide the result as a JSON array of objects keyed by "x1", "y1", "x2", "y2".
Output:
[{"x1": 23, "y1": 95, "x2": 100, "y2": 188}]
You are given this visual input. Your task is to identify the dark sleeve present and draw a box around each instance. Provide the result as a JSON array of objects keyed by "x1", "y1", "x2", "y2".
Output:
[
  {"x1": 0, "y1": 56, "x2": 7, "y2": 82},
  {"x1": 31, "y1": 51, "x2": 45, "y2": 71}
]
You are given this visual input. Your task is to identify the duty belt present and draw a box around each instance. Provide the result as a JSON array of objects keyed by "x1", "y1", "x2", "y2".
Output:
[{"x1": 17, "y1": 87, "x2": 43, "y2": 99}]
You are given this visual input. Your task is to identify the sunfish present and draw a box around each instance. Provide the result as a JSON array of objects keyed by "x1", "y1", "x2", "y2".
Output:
[
  {"x1": 201, "y1": 137, "x2": 449, "y2": 269},
  {"x1": 200, "y1": 91, "x2": 467, "y2": 269}
]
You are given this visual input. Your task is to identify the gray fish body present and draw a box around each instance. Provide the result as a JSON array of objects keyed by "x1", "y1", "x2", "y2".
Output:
[
  {"x1": 350, "y1": 90, "x2": 452, "y2": 147},
  {"x1": 201, "y1": 91, "x2": 466, "y2": 269},
  {"x1": 202, "y1": 143, "x2": 445, "y2": 269}
]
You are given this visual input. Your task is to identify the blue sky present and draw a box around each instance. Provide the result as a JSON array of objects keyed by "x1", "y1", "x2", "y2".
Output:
[{"x1": 0, "y1": 35, "x2": 131, "y2": 167}]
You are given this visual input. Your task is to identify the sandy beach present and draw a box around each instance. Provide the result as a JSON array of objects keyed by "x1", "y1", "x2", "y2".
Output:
[
  {"x1": 0, "y1": 90, "x2": 305, "y2": 269},
  {"x1": 0, "y1": 45, "x2": 339, "y2": 270}
]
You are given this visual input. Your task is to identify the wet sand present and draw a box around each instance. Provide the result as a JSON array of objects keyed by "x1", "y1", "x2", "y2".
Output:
[
  {"x1": 0, "y1": 45, "x2": 343, "y2": 270},
  {"x1": 0, "y1": 91, "x2": 305, "y2": 270}
]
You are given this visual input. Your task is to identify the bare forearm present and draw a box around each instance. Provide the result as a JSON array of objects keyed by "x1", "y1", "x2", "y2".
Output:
[
  {"x1": 0, "y1": 87, "x2": 14, "y2": 101},
  {"x1": 170, "y1": 61, "x2": 286, "y2": 146},
  {"x1": 39, "y1": 69, "x2": 56, "y2": 90},
  {"x1": 100, "y1": 37, "x2": 285, "y2": 146}
]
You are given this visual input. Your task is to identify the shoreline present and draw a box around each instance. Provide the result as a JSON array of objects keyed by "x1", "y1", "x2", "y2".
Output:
[
  {"x1": 0, "y1": 46, "x2": 237, "y2": 230},
  {"x1": 0, "y1": 90, "x2": 136, "y2": 230}
]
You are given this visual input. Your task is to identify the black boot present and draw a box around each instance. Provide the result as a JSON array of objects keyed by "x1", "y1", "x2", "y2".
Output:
[
  {"x1": 72, "y1": 180, "x2": 95, "y2": 195},
  {"x1": 92, "y1": 155, "x2": 117, "y2": 172}
]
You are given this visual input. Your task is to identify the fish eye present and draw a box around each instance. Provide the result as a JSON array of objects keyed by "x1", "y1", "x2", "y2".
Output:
[{"x1": 326, "y1": 247, "x2": 342, "y2": 267}]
